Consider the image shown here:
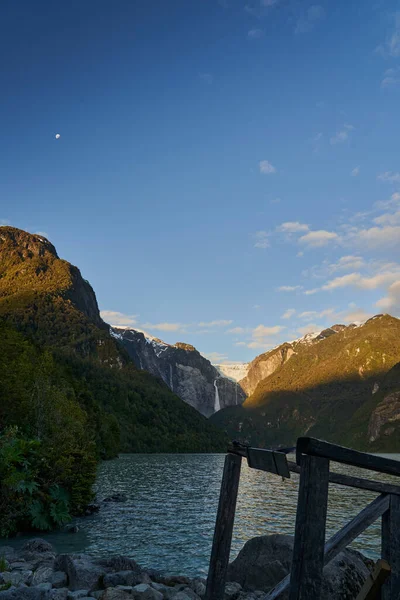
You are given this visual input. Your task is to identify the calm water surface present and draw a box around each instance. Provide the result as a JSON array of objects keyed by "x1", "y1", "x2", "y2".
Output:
[{"x1": 2, "y1": 453, "x2": 400, "y2": 576}]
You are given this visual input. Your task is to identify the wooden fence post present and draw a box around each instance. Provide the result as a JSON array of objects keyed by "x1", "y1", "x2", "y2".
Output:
[
  {"x1": 289, "y1": 455, "x2": 330, "y2": 600},
  {"x1": 205, "y1": 452, "x2": 242, "y2": 600},
  {"x1": 381, "y1": 494, "x2": 400, "y2": 599}
]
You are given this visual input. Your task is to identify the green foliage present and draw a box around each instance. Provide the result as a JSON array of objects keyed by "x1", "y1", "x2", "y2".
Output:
[
  {"x1": 0, "y1": 583, "x2": 11, "y2": 591},
  {"x1": 0, "y1": 555, "x2": 8, "y2": 572}
]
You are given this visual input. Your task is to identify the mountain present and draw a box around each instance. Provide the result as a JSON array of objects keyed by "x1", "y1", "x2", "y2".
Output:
[
  {"x1": 0, "y1": 227, "x2": 227, "y2": 454},
  {"x1": 212, "y1": 315, "x2": 400, "y2": 452},
  {"x1": 110, "y1": 328, "x2": 246, "y2": 417}
]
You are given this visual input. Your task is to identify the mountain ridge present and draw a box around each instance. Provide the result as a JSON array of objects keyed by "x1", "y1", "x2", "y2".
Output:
[{"x1": 212, "y1": 314, "x2": 400, "y2": 451}]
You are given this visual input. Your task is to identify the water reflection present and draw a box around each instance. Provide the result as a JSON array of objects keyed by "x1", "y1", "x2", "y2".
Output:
[{"x1": 1, "y1": 453, "x2": 399, "y2": 577}]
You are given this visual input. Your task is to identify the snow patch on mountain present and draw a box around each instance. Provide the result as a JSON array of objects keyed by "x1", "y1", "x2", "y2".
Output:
[{"x1": 214, "y1": 363, "x2": 250, "y2": 382}]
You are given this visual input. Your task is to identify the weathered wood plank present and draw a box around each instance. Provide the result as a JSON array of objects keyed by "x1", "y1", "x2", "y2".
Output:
[
  {"x1": 324, "y1": 494, "x2": 389, "y2": 565},
  {"x1": 247, "y1": 448, "x2": 290, "y2": 478},
  {"x1": 296, "y1": 438, "x2": 400, "y2": 477},
  {"x1": 287, "y1": 461, "x2": 400, "y2": 496},
  {"x1": 265, "y1": 494, "x2": 389, "y2": 600},
  {"x1": 288, "y1": 455, "x2": 330, "y2": 600},
  {"x1": 381, "y1": 494, "x2": 400, "y2": 600},
  {"x1": 205, "y1": 453, "x2": 242, "y2": 600},
  {"x1": 356, "y1": 560, "x2": 391, "y2": 600}
]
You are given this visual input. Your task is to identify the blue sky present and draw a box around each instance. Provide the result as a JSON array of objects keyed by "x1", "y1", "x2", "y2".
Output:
[{"x1": 1, "y1": 0, "x2": 400, "y2": 363}]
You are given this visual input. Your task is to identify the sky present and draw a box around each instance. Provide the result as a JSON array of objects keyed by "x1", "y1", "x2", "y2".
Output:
[{"x1": 1, "y1": 0, "x2": 400, "y2": 364}]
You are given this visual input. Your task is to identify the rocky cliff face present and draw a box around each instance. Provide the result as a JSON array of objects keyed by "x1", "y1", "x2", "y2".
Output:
[{"x1": 110, "y1": 327, "x2": 246, "y2": 417}]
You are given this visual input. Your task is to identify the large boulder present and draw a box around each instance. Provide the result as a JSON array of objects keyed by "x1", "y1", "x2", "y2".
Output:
[
  {"x1": 54, "y1": 555, "x2": 105, "y2": 592},
  {"x1": 227, "y1": 534, "x2": 373, "y2": 599},
  {"x1": 21, "y1": 539, "x2": 56, "y2": 569}
]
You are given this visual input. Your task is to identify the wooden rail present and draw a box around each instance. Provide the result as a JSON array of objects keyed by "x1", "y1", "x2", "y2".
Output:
[{"x1": 205, "y1": 438, "x2": 400, "y2": 600}]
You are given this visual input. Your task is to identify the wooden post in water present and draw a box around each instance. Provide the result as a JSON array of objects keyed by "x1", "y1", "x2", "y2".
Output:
[
  {"x1": 381, "y1": 494, "x2": 400, "y2": 599},
  {"x1": 288, "y1": 455, "x2": 330, "y2": 600},
  {"x1": 205, "y1": 452, "x2": 242, "y2": 600}
]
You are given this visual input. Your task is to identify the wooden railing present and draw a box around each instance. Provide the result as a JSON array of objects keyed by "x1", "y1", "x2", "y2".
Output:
[{"x1": 205, "y1": 438, "x2": 400, "y2": 600}]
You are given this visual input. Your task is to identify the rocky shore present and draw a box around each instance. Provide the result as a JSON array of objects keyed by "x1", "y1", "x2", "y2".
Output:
[{"x1": 0, "y1": 535, "x2": 375, "y2": 600}]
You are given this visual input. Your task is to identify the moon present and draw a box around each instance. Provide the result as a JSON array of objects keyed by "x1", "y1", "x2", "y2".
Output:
[{"x1": 55, "y1": 133, "x2": 61, "y2": 139}]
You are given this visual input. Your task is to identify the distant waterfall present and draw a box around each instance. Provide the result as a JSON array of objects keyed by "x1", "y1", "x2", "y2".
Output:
[
  {"x1": 214, "y1": 379, "x2": 221, "y2": 412},
  {"x1": 169, "y1": 364, "x2": 173, "y2": 390}
]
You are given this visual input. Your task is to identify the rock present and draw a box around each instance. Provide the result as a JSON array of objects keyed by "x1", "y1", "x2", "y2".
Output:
[
  {"x1": 104, "y1": 570, "x2": 145, "y2": 588},
  {"x1": 22, "y1": 540, "x2": 55, "y2": 555},
  {"x1": 227, "y1": 534, "x2": 372, "y2": 599},
  {"x1": 37, "y1": 584, "x2": 53, "y2": 591},
  {"x1": 51, "y1": 572, "x2": 68, "y2": 589},
  {"x1": 0, "y1": 587, "x2": 52, "y2": 599},
  {"x1": 32, "y1": 566, "x2": 54, "y2": 586},
  {"x1": 100, "y1": 590, "x2": 132, "y2": 600},
  {"x1": 102, "y1": 494, "x2": 127, "y2": 503},
  {"x1": 173, "y1": 591, "x2": 201, "y2": 600},
  {"x1": 50, "y1": 590, "x2": 68, "y2": 600},
  {"x1": 67, "y1": 592, "x2": 90, "y2": 599},
  {"x1": 9, "y1": 561, "x2": 34, "y2": 571},
  {"x1": 84, "y1": 505, "x2": 100, "y2": 516},
  {"x1": 54, "y1": 555, "x2": 104, "y2": 592},
  {"x1": 64, "y1": 526, "x2": 80, "y2": 534},
  {"x1": 1, "y1": 569, "x2": 33, "y2": 587},
  {"x1": 0, "y1": 548, "x2": 16, "y2": 561},
  {"x1": 157, "y1": 576, "x2": 191, "y2": 587},
  {"x1": 95, "y1": 556, "x2": 144, "y2": 576},
  {"x1": 227, "y1": 535, "x2": 292, "y2": 592},
  {"x1": 188, "y1": 579, "x2": 206, "y2": 598},
  {"x1": 224, "y1": 583, "x2": 242, "y2": 600},
  {"x1": 132, "y1": 583, "x2": 163, "y2": 600}
]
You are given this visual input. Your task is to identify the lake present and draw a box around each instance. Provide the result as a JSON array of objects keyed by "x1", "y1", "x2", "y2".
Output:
[{"x1": 2, "y1": 453, "x2": 399, "y2": 577}]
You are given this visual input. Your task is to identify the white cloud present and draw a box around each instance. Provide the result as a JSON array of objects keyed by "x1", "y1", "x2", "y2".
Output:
[
  {"x1": 351, "y1": 225, "x2": 400, "y2": 249},
  {"x1": 259, "y1": 160, "x2": 276, "y2": 174},
  {"x1": 226, "y1": 327, "x2": 247, "y2": 334},
  {"x1": 321, "y1": 269, "x2": 400, "y2": 292},
  {"x1": 234, "y1": 341, "x2": 247, "y2": 347},
  {"x1": 198, "y1": 319, "x2": 233, "y2": 327},
  {"x1": 378, "y1": 171, "x2": 400, "y2": 184},
  {"x1": 282, "y1": 309, "x2": 296, "y2": 319},
  {"x1": 330, "y1": 124, "x2": 354, "y2": 145},
  {"x1": 100, "y1": 310, "x2": 138, "y2": 327},
  {"x1": 329, "y1": 255, "x2": 365, "y2": 272},
  {"x1": 247, "y1": 341, "x2": 274, "y2": 350},
  {"x1": 304, "y1": 288, "x2": 319, "y2": 295},
  {"x1": 299, "y1": 230, "x2": 339, "y2": 247},
  {"x1": 254, "y1": 231, "x2": 270, "y2": 248},
  {"x1": 298, "y1": 308, "x2": 336, "y2": 321},
  {"x1": 374, "y1": 210, "x2": 400, "y2": 225},
  {"x1": 351, "y1": 167, "x2": 360, "y2": 176},
  {"x1": 278, "y1": 285, "x2": 303, "y2": 292},
  {"x1": 252, "y1": 324, "x2": 285, "y2": 338},
  {"x1": 261, "y1": 0, "x2": 279, "y2": 5},
  {"x1": 277, "y1": 221, "x2": 310, "y2": 233},
  {"x1": 248, "y1": 29, "x2": 264, "y2": 39},
  {"x1": 199, "y1": 72, "x2": 213, "y2": 84},
  {"x1": 202, "y1": 351, "x2": 228, "y2": 363},
  {"x1": 142, "y1": 322, "x2": 185, "y2": 332},
  {"x1": 0, "y1": 219, "x2": 11, "y2": 226},
  {"x1": 295, "y1": 5, "x2": 325, "y2": 34},
  {"x1": 376, "y1": 12, "x2": 400, "y2": 58},
  {"x1": 35, "y1": 231, "x2": 49, "y2": 238},
  {"x1": 381, "y1": 68, "x2": 400, "y2": 88},
  {"x1": 376, "y1": 280, "x2": 400, "y2": 313}
]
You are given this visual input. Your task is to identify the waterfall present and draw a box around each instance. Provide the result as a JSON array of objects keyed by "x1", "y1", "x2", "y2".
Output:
[
  {"x1": 169, "y1": 364, "x2": 173, "y2": 390},
  {"x1": 214, "y1": 379, "x2": 221, "y2": 412}
]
